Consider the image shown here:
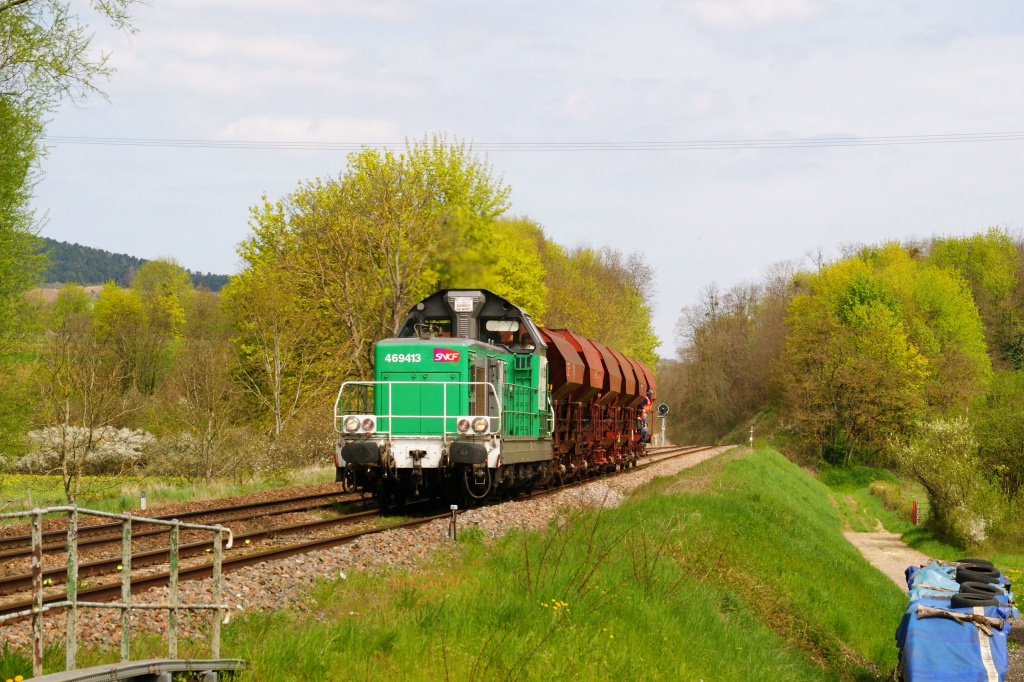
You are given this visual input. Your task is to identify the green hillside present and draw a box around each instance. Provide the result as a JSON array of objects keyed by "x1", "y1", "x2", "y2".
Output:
[{"x1": 38, "y1": 237, "x2": 229, "y2": 291}]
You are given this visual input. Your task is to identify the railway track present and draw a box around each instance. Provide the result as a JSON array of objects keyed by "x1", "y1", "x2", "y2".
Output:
[
  {"x1": 0, "y1": 444, "x2": 715, "y2": 619},
  {"x1": 0, "y1": 487, "x2": 365, "y2": 556}
]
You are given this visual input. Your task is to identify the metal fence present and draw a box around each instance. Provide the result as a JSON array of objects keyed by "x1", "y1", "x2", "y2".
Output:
[{"x1": 0, "y1": 506, "x2": 233, "y2": 678}]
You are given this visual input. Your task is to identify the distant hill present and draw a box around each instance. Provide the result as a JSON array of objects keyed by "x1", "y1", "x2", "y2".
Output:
[{"x1": 38, "y1": 238, "x2": 230, "y2": 292}]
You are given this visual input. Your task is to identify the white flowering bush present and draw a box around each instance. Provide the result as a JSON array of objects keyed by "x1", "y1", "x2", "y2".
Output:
[
  {"x1": 16, "y1": 426, "x2": 156, "y2": 475},
  {"x1": 893, "y1": 416, "x2": 1001, "y2": 545}
]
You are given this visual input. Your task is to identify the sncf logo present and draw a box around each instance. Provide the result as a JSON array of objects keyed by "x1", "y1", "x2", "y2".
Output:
[{"x1": 433, "y1": 347, "x2": 461, "y2": 363}]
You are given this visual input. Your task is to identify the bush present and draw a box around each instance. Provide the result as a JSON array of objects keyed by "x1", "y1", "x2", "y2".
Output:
[
  {"x1": 14, "y1": 426, "x2": 155, "y2": 476},
  {"x1": 868, "y1": 480, "x2": 912, "y2": 520},
  {"x1": 893, "y1": 416, "x2": 1002, "y2": 545}
]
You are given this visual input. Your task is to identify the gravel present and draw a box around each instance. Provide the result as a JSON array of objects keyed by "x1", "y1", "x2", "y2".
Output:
[{"x1": 0, "y1": 446, "x2": 732, "y2": 654}]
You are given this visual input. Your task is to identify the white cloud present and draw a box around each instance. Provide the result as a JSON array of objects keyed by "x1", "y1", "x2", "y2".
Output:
[
  {"x1": 164, "y1": 0, "x2": 417, "y2": 20},
  {"x1": 556, "y1": 90, "x2": 597, "y2": 124},
  {"x1": 219, "y1": 115, "x2": 399, "y2": 142},
  {"x1": 679, "y1": 0, "x2": 821, "y2": 31}
]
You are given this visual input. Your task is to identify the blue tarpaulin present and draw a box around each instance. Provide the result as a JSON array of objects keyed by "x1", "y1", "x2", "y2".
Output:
[
  {"x1": 897, "y1": 561, "x2": 1016, "y2": 681},
  {"x1": 896, "y1": 603, "x2": 1012, "y2": 682}
]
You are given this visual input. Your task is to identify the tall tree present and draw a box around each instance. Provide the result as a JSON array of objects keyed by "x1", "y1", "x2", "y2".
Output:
[
  {"x1": 776, "y1": 257, "x2": 930, "y2": 464},
  {"x1": 0, "y1": 0, "x2": 138, "y2": 107},
  {"x1": 0, "y1": 0, "x2": 144, "y2": 344},
  {"x1": 222, "y1": 264, "x2": 334, "y2": 438},
  {"x1": 928, "y1": 229, "x2": 1024, "y2": 369},
  {"x1": 0, "y1": 95, "x2": 43, "y2": 353},
  {"x1": 238, "y1": 136, "x2": 511, "y2": 379},
  {"x1": 541, "y1": 242, "x2": 658, "y2": 366},
  {"x1": 36, "y1": 284, "x2": 135, "y2": 502}
]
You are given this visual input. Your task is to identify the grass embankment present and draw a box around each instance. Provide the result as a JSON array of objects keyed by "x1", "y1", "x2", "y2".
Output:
[
  {"x1": 1, "y1": 450, "x2": 908, "y2": 680},
  {"x1": 0, "y1": 467, "x2": 336, "y2": 523},
  {"x1": 821, "y1": 465, "x2": 1023, "y2": 578}
]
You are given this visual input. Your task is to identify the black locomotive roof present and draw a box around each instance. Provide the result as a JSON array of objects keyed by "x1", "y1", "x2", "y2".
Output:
[{"x1": 397, "y1": 289, "x2": 546, "y2": 351}]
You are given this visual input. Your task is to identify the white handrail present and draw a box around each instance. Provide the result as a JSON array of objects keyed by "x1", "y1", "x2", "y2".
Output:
[{"x1": 335, "y1": 381, "x2": 502, "y2": 437}]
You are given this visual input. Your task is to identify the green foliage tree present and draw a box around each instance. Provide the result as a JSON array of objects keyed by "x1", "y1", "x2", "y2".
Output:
[
  {"x1": 776, "y1": 257, "x2": 929, "y2": 464},
  {"x1": 1, "y1": 0, "x2": 144, "y2": 347},
  {"x1": 237, "y1": 136, "x2": 512, "y2": 379},
  {"x1": 35, "y1": 284, "x2": 136, "y2": 502},
  {"x1": 973, "y1": 370, "x2": 1024, "y2": 502},
  {"x1": 0, "y1": 0, "x2": 138, "y2": 108},
  {"x1": 0, "y1": 95, "x2": 43, "y2": 354},
  {"x1": 541, "y1": 242, "x2": 658, "y2": 367},
  {"x1": 90, "y1": 260, "x2": 191, "y2": 394},
  {"x1": 222, "y1": 262, "x2": 335, "y2": 438},
  {"x1": 870, "y1": 243, "x2": 991, "y2": 410},
  {"x1": 928, "y1": 229, "x2": 1024, "y2": 369},
  {"x1": 486, "y1": 217, "x2": 547, "y2": 321}
]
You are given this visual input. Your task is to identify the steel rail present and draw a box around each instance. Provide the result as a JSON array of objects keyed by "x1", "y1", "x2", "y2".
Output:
[
  {"x1": 0, "y1": 488, "x2": 361, "y2": 554},
  {"x1": 0, "y1": 444, "x2": 716, "y2": 618}
]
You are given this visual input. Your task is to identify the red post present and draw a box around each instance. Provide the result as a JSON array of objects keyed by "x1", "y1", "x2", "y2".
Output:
[{"x1": 912, "y1": 500, "x2": 918, "y2": 526}]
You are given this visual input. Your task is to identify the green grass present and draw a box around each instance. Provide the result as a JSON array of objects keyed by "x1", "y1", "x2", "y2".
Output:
[
  {"x1": 0, "y1": 450, "x2": 910, "y2": 680},
  {"x1": 819, "y1": 465, "x2": 1024, "y2": 579}
]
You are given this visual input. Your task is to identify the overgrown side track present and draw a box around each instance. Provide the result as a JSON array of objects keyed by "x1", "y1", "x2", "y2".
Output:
[{"x1": 0, "y1": 488, "x2": 366, "y2": 554}]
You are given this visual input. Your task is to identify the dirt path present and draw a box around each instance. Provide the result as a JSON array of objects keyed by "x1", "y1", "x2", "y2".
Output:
[
  {"x1": 844, "y1": 530, "x2": 1022, "y2": 681},
  {"x1": 843, "y1": 531, "x2": 933, "y2": 588}
]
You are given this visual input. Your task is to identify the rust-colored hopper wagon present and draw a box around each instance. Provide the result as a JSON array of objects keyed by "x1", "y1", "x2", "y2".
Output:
[{"x1": 540, "y1": 328, "x2": 656, "y2": 475}]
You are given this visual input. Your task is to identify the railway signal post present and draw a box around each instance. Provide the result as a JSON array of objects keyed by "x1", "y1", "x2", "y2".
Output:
[{"x1": 657, "y1": 403, "x2": 669, "y2": 447}]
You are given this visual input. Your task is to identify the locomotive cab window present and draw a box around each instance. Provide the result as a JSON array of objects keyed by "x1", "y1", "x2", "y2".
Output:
[{"x1": 482, "y1": 318, "x2": 539, "y2": 353}]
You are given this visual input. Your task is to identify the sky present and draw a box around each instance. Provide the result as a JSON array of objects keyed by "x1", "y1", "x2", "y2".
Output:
[{"x1": 36, "y1": 0, "x2": 1024, "y2": 352}]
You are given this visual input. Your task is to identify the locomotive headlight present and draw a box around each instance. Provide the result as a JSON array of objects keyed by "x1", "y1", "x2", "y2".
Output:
[
  {"x1": 457, "y1": 418, "x2": 471, "y2": 433},
  {"x1": 361, "y1": 417, "x2": 376, "y2": 432},
  {"x1": 471, "y1": 417, "x2": 488, "y2": 434},
  {"x1": 343, "y1": 416, "x2": 360, "y2": 432}
]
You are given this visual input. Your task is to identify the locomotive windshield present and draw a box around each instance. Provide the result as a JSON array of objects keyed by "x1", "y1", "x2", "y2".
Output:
[
  {"x1": 397, "y1": 317, "x2": 453, "y2": 338},
  {"x1": 481, "y1": 318, "x2": 537, "y2": 352}
]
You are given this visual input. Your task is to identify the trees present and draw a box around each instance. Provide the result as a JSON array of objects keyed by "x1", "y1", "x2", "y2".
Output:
[
  {"x1": 973, "y1": 370, "x2": 1024, "y2": 502},
  {"x1": 0, "y1": 0, "x2": 138, "y2": 109},
  {"x1": 0, "y1": 93, "x2": 43, "y2": 354},
  {"x1": 163, "y1": 336, "x2": 238, "y2": 484},
  {"x1": 928, "y1": 229, "x2": 1024, "y2": 369},
  {"x1": 768, "y1": 244, "x2": 993, "y2": 465},
  {"x1": 667, "y1": 264, "x2": 795, "y2": 444},
  {"x1": 222, "y1": 264, "x2": 332, "y2": 439},
  {"x1": 36, "y1": 285, "x2": 136, "y2": 502},
  {"x1": 777, "y1": 267, "x2": 929, "y2": 464},
  {"x1": 1, "y1": 0, "x2": 143, "y2": 347},
  {"x1": 541, "y1": 243, "x2": 658, "y2": 367},
  {"x1": 91, "y1": 260, "x2": 190, "y2": 394},
  {"x1": 485, "y1": 217, "x2": 547, "y2": 321},
  {"x1": 231, "y1": 137, "x2": 513, "y2": 382}
]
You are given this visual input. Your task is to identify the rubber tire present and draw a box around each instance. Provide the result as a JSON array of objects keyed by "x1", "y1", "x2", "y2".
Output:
[
  {"x1": 950, "y1": 593, "x2": 999, "y2": 609},
  {"x1": 955, "y1": 567, "x2": 1001, "y2": 585},
  {"x1": 957, "y1": 558, "x2": 995, "y2": 569},
  {"x1": 959, "y1": 581, "x2": 1004, "y2": 597}
]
